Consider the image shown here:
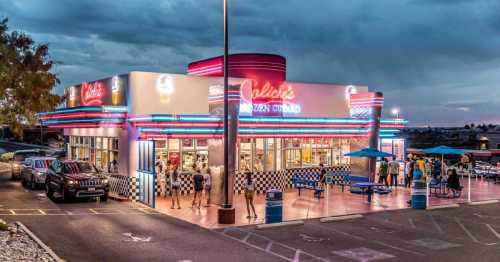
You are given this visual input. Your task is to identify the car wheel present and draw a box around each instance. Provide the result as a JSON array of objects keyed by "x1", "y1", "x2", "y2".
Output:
[
  {"x1": 30, "y1": 175, "x2": 36, "y2": 190},
  {"x1": 101, "y1": 193, "x2": 108, "y2": 202},
  {"x1": 62, "y1": 189, "x2": 73, "y2": 202},
  {"x1": 45, "y1": 183, "x2": 54, "y2": 198}
]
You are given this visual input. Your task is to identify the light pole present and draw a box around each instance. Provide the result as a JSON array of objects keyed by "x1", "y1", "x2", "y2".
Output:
[
  {"x1": 391, "y1": 108, "x2": 400, "y2": 119},
  {"x1": 223, "y1": 0, "x2": 229, "y2": 209},
  {"x1": 218, "y1": 0, "x2": 236, "y2": 224}
]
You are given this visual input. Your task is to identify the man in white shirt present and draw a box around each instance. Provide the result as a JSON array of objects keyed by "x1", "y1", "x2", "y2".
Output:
[{"x1": 388, "y1": 156, "x2": 400, "y2": 187}]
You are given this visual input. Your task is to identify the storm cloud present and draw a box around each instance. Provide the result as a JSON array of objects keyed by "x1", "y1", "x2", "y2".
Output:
[{"x1": 1, "y1": 0, "x2": 500, "y2": 126}]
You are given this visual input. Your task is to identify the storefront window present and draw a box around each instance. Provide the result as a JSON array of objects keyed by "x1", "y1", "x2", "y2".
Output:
[
  {"x1": 311, "y1": 138, "x2": 332, "y2": 166},
  {"x1": 239, "y1": 138, "x2": 252, "y2": 171},
  {"x1": 276, "y1": 139, "x2": 282, "y2": 171},
  {"x1": 254, "y1": 138, "x2": 264, "y2": 172},
  {"x1": 68, "y1": 135, "x2": 119, "y2": 171},
  {"x1": 265, "y1": 138, "x2": 275, "y2": 171},
  {"x1": 284, "y1": 138, "x2": 301, "y2": 169},
  {"x1": 340, "y1": 138, "x2": 351, "y2": 165}
]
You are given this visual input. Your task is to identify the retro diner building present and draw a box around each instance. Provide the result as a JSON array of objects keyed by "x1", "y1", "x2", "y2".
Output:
[{"x1": 39, "y1": 53, "x2": 406, "y2": 207}]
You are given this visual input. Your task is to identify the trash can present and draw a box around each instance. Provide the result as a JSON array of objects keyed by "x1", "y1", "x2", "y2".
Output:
[
  {"x1": 265, "y1": 189, "x2": 283, "y2": 224},
  {"x1": 411, "y1": 170, "x2": 427, "y2": 209}
]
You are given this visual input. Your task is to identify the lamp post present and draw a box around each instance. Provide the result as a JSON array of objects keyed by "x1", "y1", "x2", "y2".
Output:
[
  {"x1": 218, "y1": 0, "x2": 236, "y2": 224},
  {"x1": 391, "y1": 108, "x2": 400, "y2": 119}
]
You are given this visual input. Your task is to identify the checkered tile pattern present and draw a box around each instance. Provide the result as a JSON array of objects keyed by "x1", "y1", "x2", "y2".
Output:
[
  {"x1": 131, "y1": 166, "x2": 351, "y2": 197},
  {"x1": 130, "y1": 177, "x2": 139, "y2": 202},
  {"x1": 234, "y1": 166, "x2": 351, "y2": 194},
  {"x1": 155, "y1": 172, "x2": 195, "y2": 196}
]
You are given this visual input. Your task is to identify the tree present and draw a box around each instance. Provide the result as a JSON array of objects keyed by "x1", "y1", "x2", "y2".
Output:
[{"x1": 0, "y1": 18, "x2": 60, "y2": 139}]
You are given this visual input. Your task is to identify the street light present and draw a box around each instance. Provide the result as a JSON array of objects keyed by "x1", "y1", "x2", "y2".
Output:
[
  {"x1": 218, "y1": 0, "x2": 236, "y2": 224},
  {"x1": 391, "y1": 108, "x2": 400, "y2": 119}
]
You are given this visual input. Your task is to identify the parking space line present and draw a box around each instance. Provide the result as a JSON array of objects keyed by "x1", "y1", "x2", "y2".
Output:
[
  {"x1": 408, "y1": 218, "x2": 416, "y2": 229},
  {"x1": 428, "y1": 214, "x2": 444, "y2": 234},
  {"x1": 373, "y1": 240, "x2": 425, "y2": 256},
  {"x1": 9, "y1": 209, "x2": 16, "y2": 215},
  {"x1": 38, "y1": 209, "x2": 47, "y2": 215},
  {"x1": 455, "y1": 218, "x2": 479, "y2": 243},
  {"x1": 486, "y1": 224, "x2": 500, "y2": 241},
  {"x1": 220, "y1": 227, "x2": 330, "y2": 262},
  {"x1": 89, "y1": 209, "x2": 98, "y2": 214}
]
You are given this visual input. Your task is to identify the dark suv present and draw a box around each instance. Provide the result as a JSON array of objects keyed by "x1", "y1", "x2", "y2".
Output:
[{"x1": 46, "y1": 160, "x2": 110, "y2": 202}]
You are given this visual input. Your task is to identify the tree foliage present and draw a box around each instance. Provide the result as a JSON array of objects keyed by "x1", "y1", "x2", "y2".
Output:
[{"x1": 0, "y1": 18, "x2": 60, "y2": 138}]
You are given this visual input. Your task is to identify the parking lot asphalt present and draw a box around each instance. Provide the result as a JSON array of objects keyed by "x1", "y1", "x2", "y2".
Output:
[
  {"x1": 231, "y1": 204, "x2": 500, "y2": 262},
  {"x1": 2, "y1": 161, "x2": 500, "y2": 262},
  {"x1": 0, "y1": 164, "x2": 277, "y2": 262}
]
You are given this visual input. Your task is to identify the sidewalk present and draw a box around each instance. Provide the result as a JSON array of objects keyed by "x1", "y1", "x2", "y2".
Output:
[{"x1": 155, "y1": 178, "x2": 500, "y2": 229}]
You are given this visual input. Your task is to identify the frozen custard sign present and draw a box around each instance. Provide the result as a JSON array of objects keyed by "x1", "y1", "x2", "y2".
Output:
[{"x1": 240, "y1": 79, "x2": 301, "y2": 115}]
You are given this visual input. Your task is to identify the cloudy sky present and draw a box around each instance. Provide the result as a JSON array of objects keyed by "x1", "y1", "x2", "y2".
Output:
[{"x1": 1, "y1": 0, "x2": 500, "y2": 126}]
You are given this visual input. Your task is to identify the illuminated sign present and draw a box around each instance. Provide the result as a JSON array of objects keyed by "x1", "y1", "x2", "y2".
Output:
[
  {"x1": 81, "y1": 81, "x2": 105, "y2": 106},
  {"x1": 156, "y1": 74, "x2": 175, "y2": 103},
  {"x1": 249, "y1": 80, "x2": 295, "y2": 101},
  {"x1": 240, "y1": 79, "x2": 301, "y2": 115}
]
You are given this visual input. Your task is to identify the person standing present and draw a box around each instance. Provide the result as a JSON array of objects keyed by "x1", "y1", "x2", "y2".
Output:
[
  {"x1": 416, "y1": 156, "x2": 427, "y2": 180},
  {"x1": 244, "y1": 168, "x2": 257, "y2": 219},
  {"x1": 202, "y1": 164, "x2": 212, "y2": 207},
  {"x1": 405, "y1": 157, "x2": 414, "y2": 188},
  {"x1": 318, "y1": 163, "x2": 327, "y2": 188},
  {"x1": 192, "y1": 164, "x2": 204, "y2": 209},
  {"x1": 378, "y1": 158, "x2": 389, "y2": 187},
  {"x1": 170, "y1": 164, "x2": 181, "y2": 209},
  {"x1": 388, "y1": 156, "x2": 399, "y2": 187}
]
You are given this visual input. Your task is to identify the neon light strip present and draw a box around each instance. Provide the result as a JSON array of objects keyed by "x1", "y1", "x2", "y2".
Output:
[
  {"x1": 40, "y1": 112, "x2": 126, "y2": 120},
  {"x1": 132, "y1": 122, "x2": 222, "y2": 128},
  {"x1": 240, "y1": 117, "x2": 371, "y2": 124},
  {"x1": 47, "y1": 123, "x2": 124, "y2": 129},
  {"x1": 44, "y1": 118, "x2": 125, "y2": 124},
  {"x1": 238, "y1": 123, "x2": 368, "y2": 128},
  {"x1": 239, "y1": 128, "x2": 369, "y2": 134},
  {"x1": 139, "y1": 128, "x2": 223, "y2": 133},
  {"x1": 139, "y1": 133, "x2": 369, "y2": 140},
  {"x1": 39, "y1": 106, "x2": 127, "y2": 116}
]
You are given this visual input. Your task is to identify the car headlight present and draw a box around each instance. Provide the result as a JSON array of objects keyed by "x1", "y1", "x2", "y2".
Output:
[
  {"x1": 66, "y1": 180, "x2": 76, "y2": 185},
  {"x1": 102, "y1": 179, "x2": 109, "y2": 184},
  {"x1": 36, "y1": 172, "x2": 43, "y2": 176},
  {"x1": 13, "y1": 164, "x2": 19, "y2": 168}
]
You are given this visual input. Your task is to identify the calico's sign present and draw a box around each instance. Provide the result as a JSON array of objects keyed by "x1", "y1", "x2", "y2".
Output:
[{"x1": 65, "y1": 76, "x2": 127, "y2": 107}]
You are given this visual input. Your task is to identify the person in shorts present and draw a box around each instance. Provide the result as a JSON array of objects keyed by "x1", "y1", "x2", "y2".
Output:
[
  {"x1": 170, "y1": 164, "x2": 181, "y2": 209},
  {"x1": 202, "y1": 164, "x2": 212, "y2": 207},
  {"x1": 244, "y1": 168, "x2": 257, "y2": 219},
  {"x1": 192, "y1": 164, "x2": 204, "y2": 209}
]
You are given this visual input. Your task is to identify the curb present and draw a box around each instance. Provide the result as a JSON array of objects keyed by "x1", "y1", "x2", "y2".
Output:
[
  {"x1": 426, "y1": 204, "x2": 460, "y2": 210},
  {"x1": 320, "y1": 214, "x2": 363, "y2": 223},
  {"x1": 16, "y1": 221, "x2": 64, "y2": 262},
  {"x1": 256, "y1": 220, "x2": 304, "y2": 229},
  {"x1": 468, "y1": 200, "x2": 500, "y2": 206},
  {"x1": 108, "y1": 194, "x2": 129, "y2": 202}
]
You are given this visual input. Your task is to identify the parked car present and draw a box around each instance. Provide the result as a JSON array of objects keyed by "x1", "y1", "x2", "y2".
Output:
[
  {"x1": 11, "y1": 149, "x2": 45, "y2": 179},
  {"x1": 46, "y1": 160, "x2": 109, "y2": 202},
  {"x1": 21, "y1": 157, "x2": 55, "y2": 189}
]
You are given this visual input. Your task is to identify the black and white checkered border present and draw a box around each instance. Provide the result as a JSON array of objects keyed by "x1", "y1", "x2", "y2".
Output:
[
  {"x1": 234, "y1": 165, "x2": 351, "y2": 194},
  {"x1": 130, "y1": 177, "x2": 138, "y2": 202},
  {"x1": 130, "y1": 166, "x2": 351, "y2": 198},
  {"x1": 155, "y1": 172, "x2": 195, "y2": 196}
]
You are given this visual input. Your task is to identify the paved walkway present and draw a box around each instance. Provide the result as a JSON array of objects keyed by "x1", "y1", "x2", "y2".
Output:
[{"x1": 156, "y1": 178, "x2": 500, "y2": 229}]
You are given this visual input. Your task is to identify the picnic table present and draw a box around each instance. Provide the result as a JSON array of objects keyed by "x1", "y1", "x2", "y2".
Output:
[{"x1": 352, "y1": 182, "x2": 385, "y2": 203}]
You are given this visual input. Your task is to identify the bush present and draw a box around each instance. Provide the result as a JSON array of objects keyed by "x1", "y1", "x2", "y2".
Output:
[{"x1": 0, "y1": 221, "x2": 8, "y2": 231}]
